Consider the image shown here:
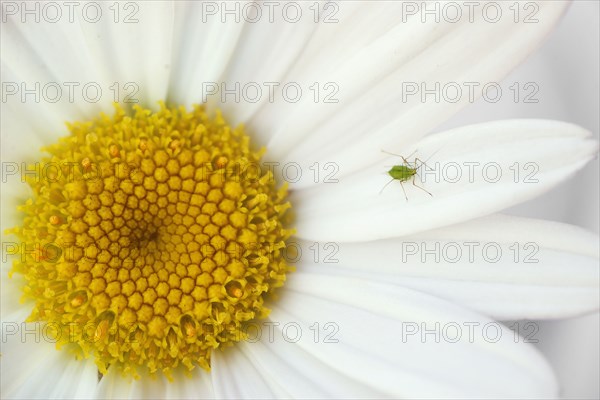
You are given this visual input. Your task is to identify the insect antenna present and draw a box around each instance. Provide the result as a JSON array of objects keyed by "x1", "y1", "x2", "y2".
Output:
[
  {"x1": 415, "y1": 148, "x2": 442, "y2": 171},
  {"x1": 381, "y1": 149, "x2": 404, "y2": 157},
  {"x1": 381, "y1": 149, "x2": 415, "y2": 164}
]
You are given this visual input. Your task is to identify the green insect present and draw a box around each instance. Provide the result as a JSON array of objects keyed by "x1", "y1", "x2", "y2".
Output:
[{"x1": 380, "y1": 149, "x2": 433, "y2": 200}]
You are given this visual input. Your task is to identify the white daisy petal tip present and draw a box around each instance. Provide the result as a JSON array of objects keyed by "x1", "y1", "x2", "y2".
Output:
[
  {"x1": 293, "y1": 119, "x2": 599, "y2": 242},
  {"x1": 425, "y1": 119, "x2": 600, "y2": 189}
]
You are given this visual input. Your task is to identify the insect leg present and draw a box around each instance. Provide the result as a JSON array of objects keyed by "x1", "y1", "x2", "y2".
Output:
[
  {"x1": 399, "y1": 181, "x2": 408, "y2": 201},
  {"x1": 412, "y1": 174, "x2": 432, "y2": 197}
]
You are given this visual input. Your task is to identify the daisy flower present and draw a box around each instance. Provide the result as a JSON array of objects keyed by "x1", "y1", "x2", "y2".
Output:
[{"x1": 1, "y1": 1, "x2": 598, "y2": 399}]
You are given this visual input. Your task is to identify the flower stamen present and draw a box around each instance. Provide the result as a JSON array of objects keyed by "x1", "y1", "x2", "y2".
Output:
[{"x1": 8, "y1": 103, "x2": 294, "y2": 378}]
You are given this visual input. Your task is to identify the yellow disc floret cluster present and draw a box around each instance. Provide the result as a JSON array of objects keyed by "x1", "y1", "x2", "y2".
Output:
[{"x1": 8, "y1": 103, "x2": 293, "y2": 377}]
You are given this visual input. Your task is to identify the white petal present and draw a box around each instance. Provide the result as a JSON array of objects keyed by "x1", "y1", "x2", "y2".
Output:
[
  {"x1": 0, "y1": 324, "x2": 98, "y2": 399},
  {"x1": 292, "y1": 214, "x2": 599, "y2": 319},
  {"x1": 216, "y1": 12, "x2": 319, "y2": 129},
  {"x1": 211, "y1": 345, "x2": 282, "y2": 399},
  {"x1": 95, "y1": 367, "x2": 214, "y2": 400},
  {"x1": 0, "y1": 92, "x2": 45, "y2": 165},
  {"x1": 270, "y1": 272, "x2": 557, "y2": 398},
  {"x1": 1, "y1": 12, "x2": 113, "y2": 124},
  {"x1": 165, "y1": 368, "x2": 214, "y2": 399},
  {"x1": 74, "y1": 2, "x2": 174, "y2": 110},
  {"x1": 293, "y1": 119, "x2": 598, "y2": 241},
  {"x1": 93, "y1": 370, "x2": 136, "y2": 400},
  {"x1": 238, "y1": 334, "x2": 386, "y2": 398},
  {"x1": 51, "y1": 356, "x2": 99, "y2": 399},
  {"x1": 166, "y1": 2, "x2": 245, "y2": 109},
  {"x1": 250, "y1": 1, "x2": 569, "y2": 181}
]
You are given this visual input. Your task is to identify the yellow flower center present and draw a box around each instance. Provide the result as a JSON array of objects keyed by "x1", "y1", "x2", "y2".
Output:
[{"x1": 8, "y1": 103, "x2": 293, "y2": 378}]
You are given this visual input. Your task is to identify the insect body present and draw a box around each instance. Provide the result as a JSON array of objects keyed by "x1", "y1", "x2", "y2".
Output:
[
  {"x1": 380, "y1": 150, "x2": 433, "y2": 200},
  {"x1": 388, "y1": 164, "x2": 417, "y2": 181}
]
